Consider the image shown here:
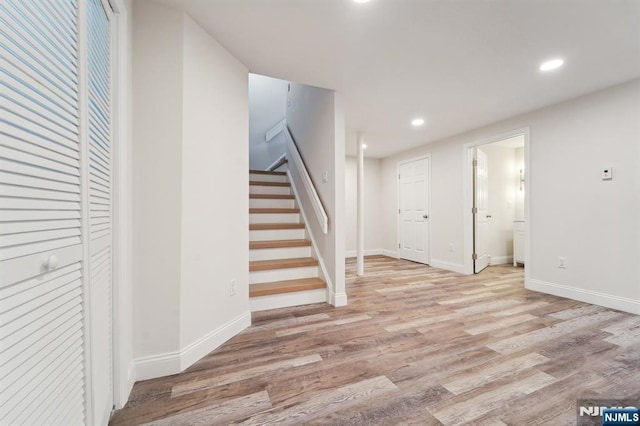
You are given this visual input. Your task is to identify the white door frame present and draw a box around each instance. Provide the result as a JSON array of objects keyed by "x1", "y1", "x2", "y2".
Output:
[
  {"x1": 109, "y1": 0, "x2": 135, "y2": 410},
  {"x1": 462, "y1": 128, "x2": 530, "y2": 281},
  {"x1": 397, "y1": 154, "x2": 432, "y2": 264}
]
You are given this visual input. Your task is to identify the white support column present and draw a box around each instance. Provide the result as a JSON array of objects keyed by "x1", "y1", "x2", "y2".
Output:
[{"x1": 356, "y1": 133, "x2": 365, "y2": 276}]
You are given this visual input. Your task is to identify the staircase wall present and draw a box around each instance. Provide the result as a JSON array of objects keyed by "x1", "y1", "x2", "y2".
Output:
[
  {"x1": 249, "y1": 74, "x2": 288, "y2": 170},
  {"x1": 180, "y1": 13, "x2": 250, "y2": 366},
  {"x1": 132, "y1": 0, "x2": 250, "y2": 380},
  {"x1": 286, "y1": 83, "x2": 347, "y2": 306}
]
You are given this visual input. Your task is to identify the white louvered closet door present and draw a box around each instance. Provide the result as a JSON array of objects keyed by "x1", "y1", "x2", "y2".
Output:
[
  {"x1": 86, "y1": 0, "x2": 113, "y2": 424},
  {"x1": 1, "y1": 0, "x2": 115, "y2": 424},
  {"x1": 0, "y1": 1, "x2": 86, "y2": 425}
]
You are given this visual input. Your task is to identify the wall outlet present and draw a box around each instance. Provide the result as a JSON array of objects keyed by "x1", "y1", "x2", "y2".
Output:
[
  {"x1": 558, "y1": 257, "x2": 567, "y2": 269},
  {"x1": 449, "y1": 243, "x2": 455, "y2": 253},
  {"x1": 229, "y1": 279, "x2": 237, "y2": 296},
  {"x1": 602, "y1": 167, "x2": 613, "y2": 180},
  {"x1": 321, "y1": 171, "x2": 328, "y2": 183}
]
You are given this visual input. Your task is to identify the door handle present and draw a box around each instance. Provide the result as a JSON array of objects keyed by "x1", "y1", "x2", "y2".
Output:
[
  {"x1": 423, "y1": 215, "x2": 429, "y2": 219},
  {"x1": 42, "y1": 255, "x2": 59, "y2": 272}
]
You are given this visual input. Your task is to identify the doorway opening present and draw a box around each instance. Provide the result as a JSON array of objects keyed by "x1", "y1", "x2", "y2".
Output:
[{"x1": 463, "y1": 129, "x2": 529, "y2": 277}]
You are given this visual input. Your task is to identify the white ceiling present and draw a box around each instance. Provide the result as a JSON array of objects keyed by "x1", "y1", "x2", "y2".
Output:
[{"x1": 157, "y1": 0, "x2": 640, "y2": 158}]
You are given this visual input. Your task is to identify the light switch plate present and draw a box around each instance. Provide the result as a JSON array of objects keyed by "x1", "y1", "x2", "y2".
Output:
[{"x1": 602, "y1": 167, "x2": 613, "y2": 180}]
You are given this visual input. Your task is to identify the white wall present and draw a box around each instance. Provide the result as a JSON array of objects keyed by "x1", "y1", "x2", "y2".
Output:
[
  {"x1": 381, "y1": 79, "x2": 640, "y2": 313},
  {"x1": 132, "y1": 0, "x2": 250, "y2": 380},
  {"x1": 249, "y1": 74, "x2": 288, "y2": 170},
  {"x1": 286, "y1": 83, "x2": 346, "y2": 306},
  {"x1": 132, "y1": 0, "x2": 184, "y2": 361},
  {"x1": 180, "y1": 14, "x2": 250, "y2": 364},
  {"x1": 482, "y1": 144, "x2": 517, "y2": 264},
  {"x1": 345, "y1": 156, "x2": 383, "y2": 256}
]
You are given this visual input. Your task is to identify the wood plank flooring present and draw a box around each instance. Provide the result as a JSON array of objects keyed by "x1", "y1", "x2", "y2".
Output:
[{"x1": 110, "y1": 256, "x2": 640, "y2": 425}]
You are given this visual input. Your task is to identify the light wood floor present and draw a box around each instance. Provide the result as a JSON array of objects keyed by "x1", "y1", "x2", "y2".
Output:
[{"x1": 110, "y1": 256, "x2": 640, "y2": 425}]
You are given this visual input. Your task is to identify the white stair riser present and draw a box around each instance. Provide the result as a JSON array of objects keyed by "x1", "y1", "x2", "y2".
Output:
[
  {"x1": 250, "y1": 213, "x2": 300, "y2": 224},
  {"x1": 249, "y1": 198, "x2": 295, "y2": 209},
  {"x1": 250, "y1": 185, "x2": 291, "y2": 195},
  {"x1": 249, "y1": 266, "x2": 318, "y2": 284},
  {"x1": 249, "y1": 246, "x2": 311, "y2": 261},
  {"x1": 250, "y1": 289, "x2": 326, "y2": 312},
  {"x1": 249, "y1": 174, "x2": 287, "y2": 183},
  {"x1": 249, "y1": 229, "x2": 306, "y2": 241}
]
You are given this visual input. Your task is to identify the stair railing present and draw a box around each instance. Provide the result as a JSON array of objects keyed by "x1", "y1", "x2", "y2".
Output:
[
  {"x1": 266, "y1": 154, "x2": 287, "y2": 172},
  {"x1": 283, "y1": 125, "x2": 329, "y2": 234}
]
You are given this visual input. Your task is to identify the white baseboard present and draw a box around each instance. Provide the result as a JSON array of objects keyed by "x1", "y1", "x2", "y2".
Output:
[
  {"x1": 332, "y1": 292, "x2": 348, "y2": 307},
  {"x1": 180, "y1": 311, "x2": 251, "y2": 370},
  {"x1": 250, "y1": 289, "x2": 327, "y2": 312},
  {"x1": 345, "y1": 249, "x2": 384, "y2": 258},
  {"x1": 527, "y1": 279, "x2": 640, "y2": 315},
  {"x1": 134, "y1": 311, "x2": 251, "y2": 381},
  {"x1": 134, "y1": 350, "x2": 181, "y2": 382},
  {"x1": 429, "y1": 259, "x2": 467, "y2": 275},
  {"x1": 488, "y1": 256, "x2": 513, "y2": 266},
  {"x1": 380, "y1": 249, "x2": 399, "y2": 259}
]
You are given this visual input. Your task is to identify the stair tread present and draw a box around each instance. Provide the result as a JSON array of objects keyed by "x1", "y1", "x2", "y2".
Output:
[
  {"x1": 250, "y1": 257, "x2": 318, "y2": 271},
  {"x1": 250, "y1": 194, "x2": 295, "y2": 199},
  {"x1": 250, "y1": 208, "x2": 300, "y2": 214},
  {"x1": 250, "y1": 181, "x2": 290, "y2": 187},
  {"x1": 250, "y1": 223, "x2": 305, "y2": 230},
  {"x1": 250, "y1": 239, "x2": 311, "y2": 250},
  {"x1": 250, "y1": 278, "x2": 326, "y2": 297},
  {"x1": 249, "y1": 170, "x2": 286, "y2": 176}
]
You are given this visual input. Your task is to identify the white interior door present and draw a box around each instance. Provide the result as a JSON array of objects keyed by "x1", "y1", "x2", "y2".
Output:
[
  {"x1": 399, "y1": 157, "x2": 430, "y2": 264},
  {"x1": 0, "y1": 1, "x2": 86, "y2": 424},
  {"x1": 474, "y1": 147, "x2": 489, "y2": 273},
  {"x1": 87, "y1": 0, "x2": 114, "y2": 423}
]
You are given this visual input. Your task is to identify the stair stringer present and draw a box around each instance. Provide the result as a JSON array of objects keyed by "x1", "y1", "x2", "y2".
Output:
[{"x1": 285, "y1": 169, "x2": 334, "y2": 305}]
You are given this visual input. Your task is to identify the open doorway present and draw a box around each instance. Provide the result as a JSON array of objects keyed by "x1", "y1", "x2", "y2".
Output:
[{"x1": 463, "y1": 129, "x2": 529, "y2": 276}]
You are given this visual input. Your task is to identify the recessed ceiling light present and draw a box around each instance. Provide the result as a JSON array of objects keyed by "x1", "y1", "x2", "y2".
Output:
[
  {"x1": 353, "y1": 0, "x2": 370, "y2": 3},
  {"x1": 362, "y1": 144, "x2": 367, "y2": 149},
  {"x1": 411, "y1": 118, "x2": 425, "y2": 127},
  {"x1": 539, "y1": 58, "x2": 564, "y2": 72}
]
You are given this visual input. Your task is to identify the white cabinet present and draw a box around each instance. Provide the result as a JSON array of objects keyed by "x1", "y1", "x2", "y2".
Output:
[{"x1": 513, "y1": 221, "x2": 525, "y2": 266}]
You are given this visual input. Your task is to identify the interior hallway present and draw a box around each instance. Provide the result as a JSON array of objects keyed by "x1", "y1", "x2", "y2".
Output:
[{"x1": 111, "y1": 257, "x2": 640, "y2": 425}]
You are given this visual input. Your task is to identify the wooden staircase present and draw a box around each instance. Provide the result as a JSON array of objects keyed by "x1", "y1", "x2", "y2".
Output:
[{"x1": 249, "y1": 170, "x2": 327, "y2": 311}]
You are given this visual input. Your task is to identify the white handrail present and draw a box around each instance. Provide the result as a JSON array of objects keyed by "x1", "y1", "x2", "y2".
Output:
[
  {"x1": 265, "y1": 153, "x2": 286, "y2": 172},
  {"x1": 284, "y1": 126, "x2": 329, "y2": 234},
  {"x1": 265, "y1": 118, "x2": 286, "y2": 142}
]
